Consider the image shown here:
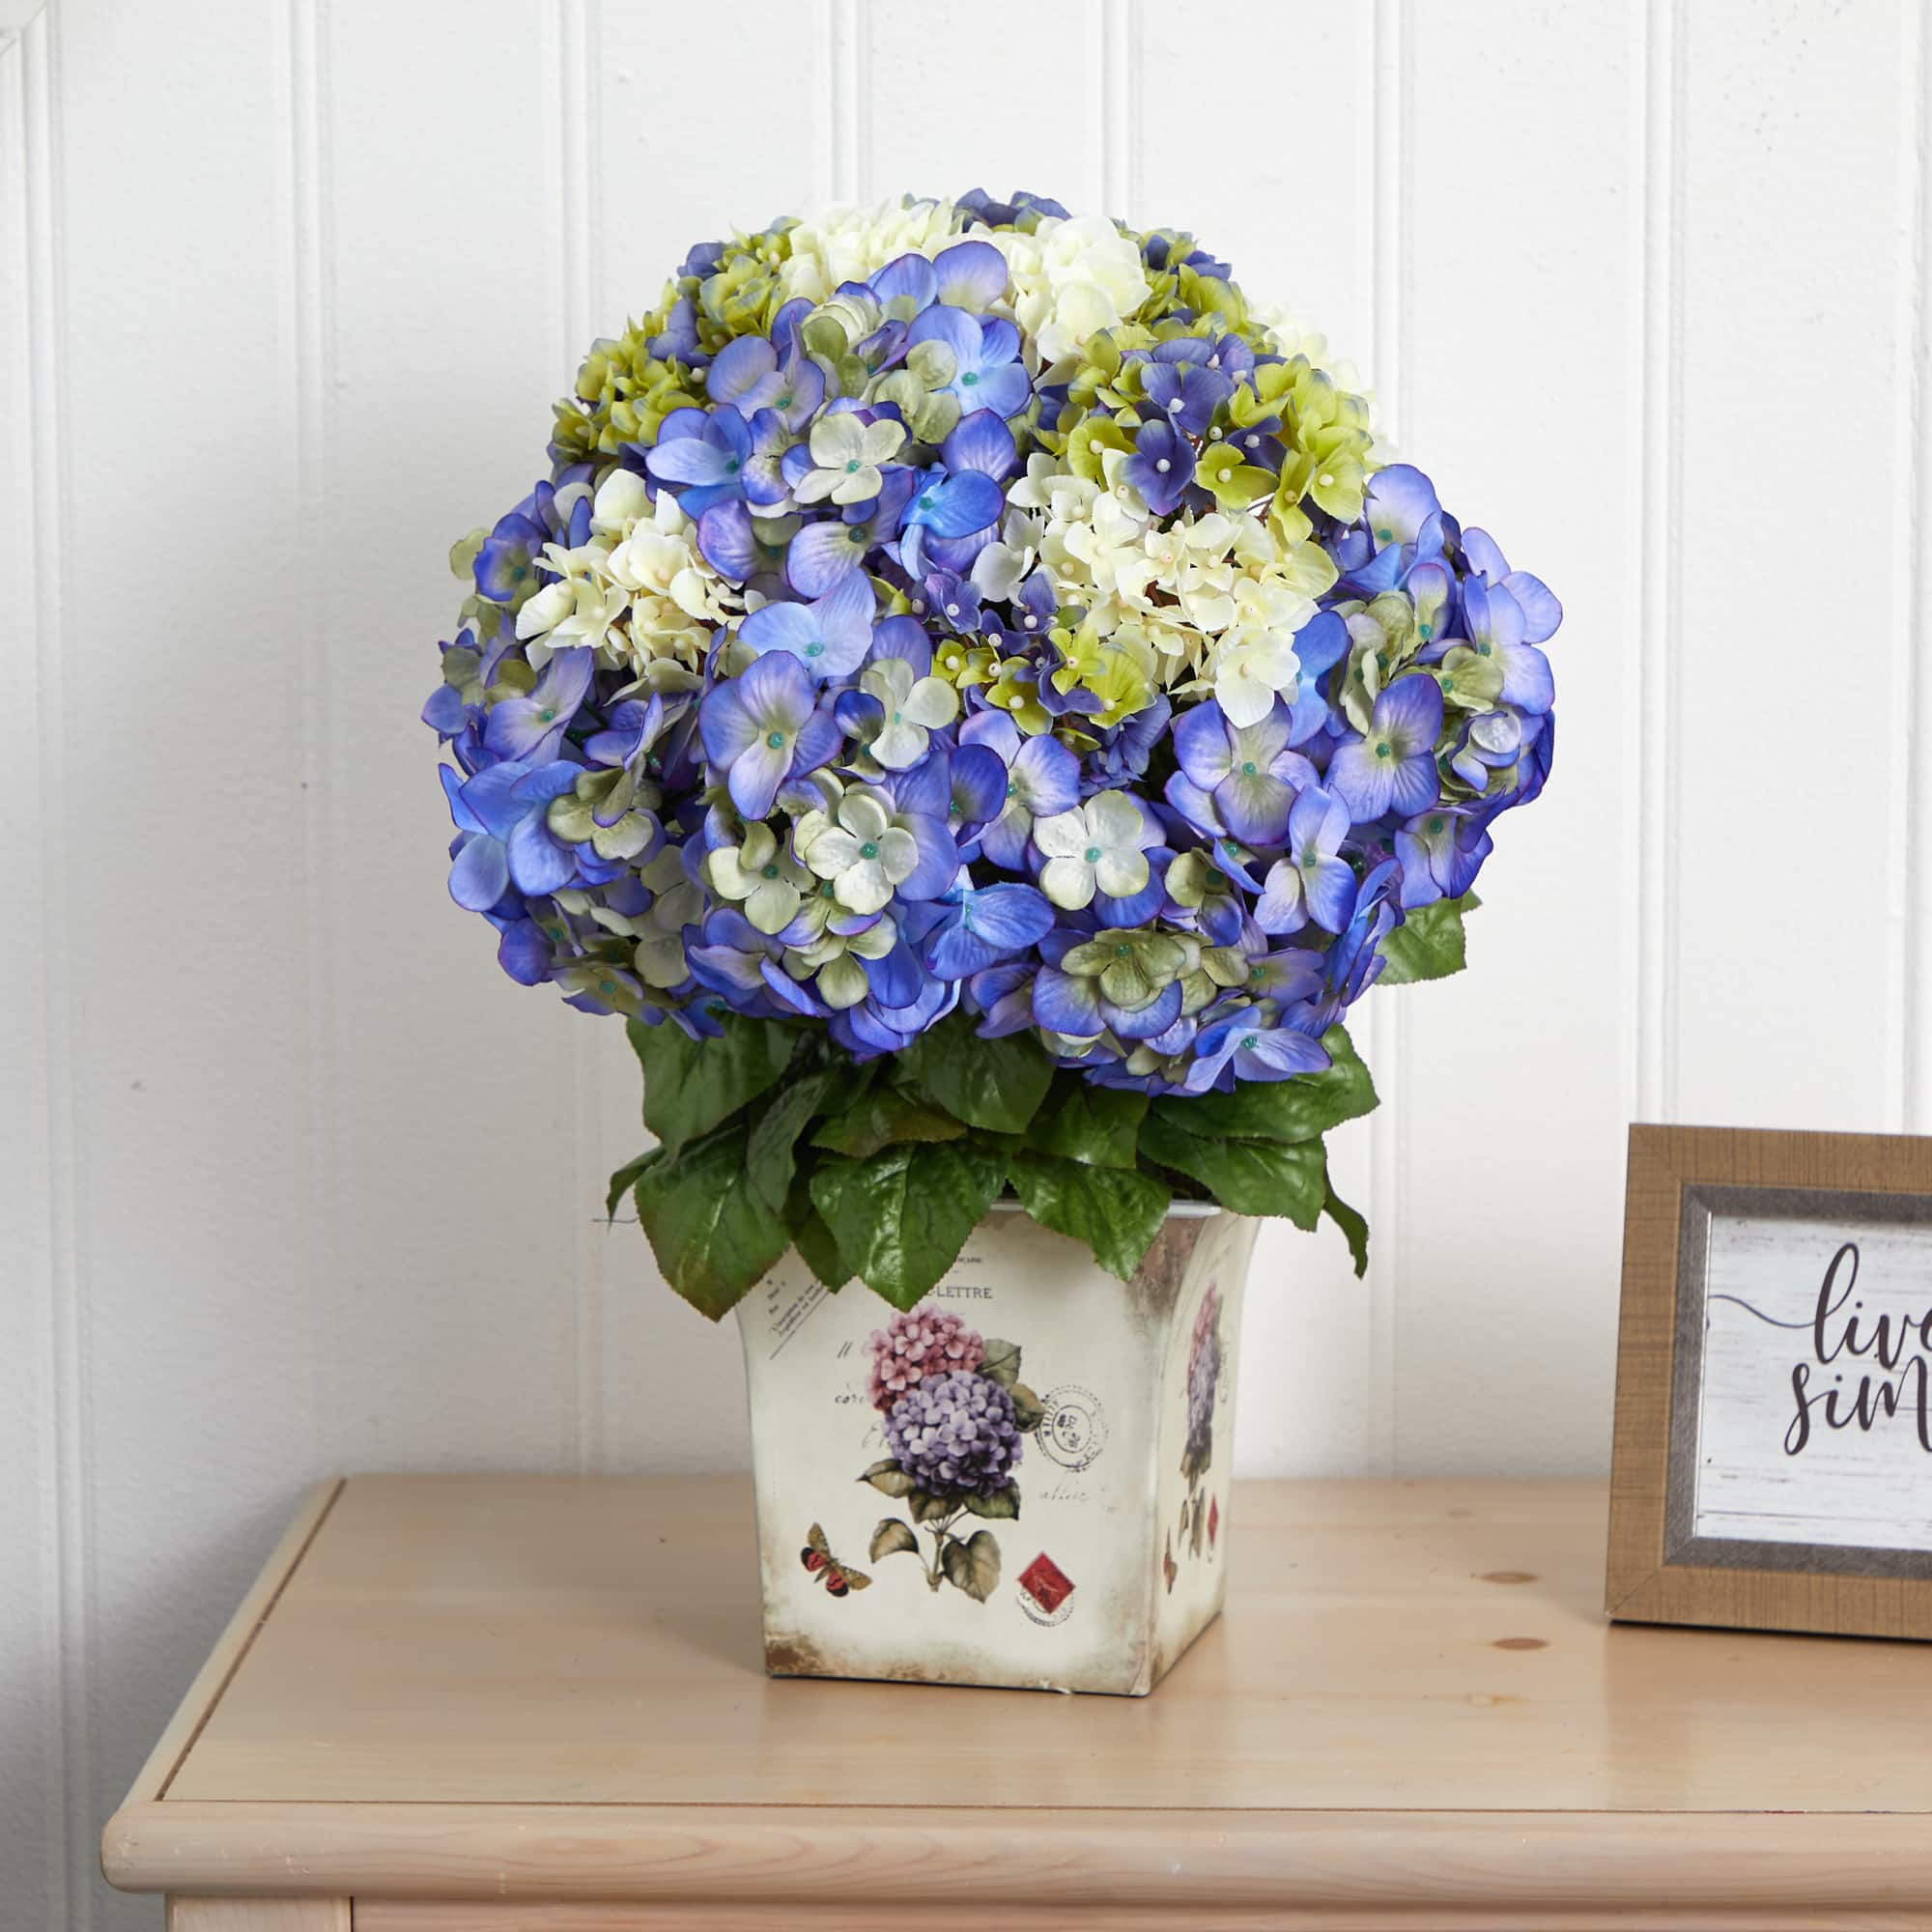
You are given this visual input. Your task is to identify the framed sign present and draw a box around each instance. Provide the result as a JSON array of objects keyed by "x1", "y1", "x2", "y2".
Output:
[{"x1": 1606, "y1": 1124, "x2": 1932, "y2": 1639}]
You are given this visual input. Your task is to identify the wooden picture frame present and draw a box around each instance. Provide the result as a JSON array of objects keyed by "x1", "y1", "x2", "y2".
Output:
[{"x1": 1606, "y1": 1123, "x2": 1932, "y2": 1640}]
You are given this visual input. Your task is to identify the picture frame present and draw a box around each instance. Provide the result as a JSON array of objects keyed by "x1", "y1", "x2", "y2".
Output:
[{"x1": 1606, "y1": 1123, "x2": 1932, "y2": 1640}]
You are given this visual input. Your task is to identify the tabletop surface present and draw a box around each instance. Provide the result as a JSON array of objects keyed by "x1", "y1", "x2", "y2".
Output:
[{"x1": 102, "y1": 1474, "x2": 1932, "y2": 1921}]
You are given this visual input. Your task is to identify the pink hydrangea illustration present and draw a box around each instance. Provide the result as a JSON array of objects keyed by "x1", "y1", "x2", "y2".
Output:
[{"x1": 865, "y1": 1303, "x2": 985, "y2": 1411}]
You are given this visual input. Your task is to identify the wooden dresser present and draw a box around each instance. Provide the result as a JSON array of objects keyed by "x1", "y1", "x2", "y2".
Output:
[{"x1": 102, "y1": 1474, "x2": 1932, "y2": 1928}]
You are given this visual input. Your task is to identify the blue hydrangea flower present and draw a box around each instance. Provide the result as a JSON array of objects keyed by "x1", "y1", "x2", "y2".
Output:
[
  {"x1": 906, "y1": 306, "x2": 1030, "y2": 419},
  {"x1": 1327, "y1": 676, "x2": 1445, "y2": 824},
  {"x1": 1255, "y1": 787, "x2": 1358, "y2": 935},
  {"x1": 1168, "y1": 697, "x2": 1314, "y2": 846},
  {"x1": 738, "y1": 574, "x2": 876, "y2": 679},
  {"x1": 427, "y1": 193, "x2": 1560, "y2": 1101},
  {"x1": 442, "y1": 759, "x2": 580, "y2": 909},
  {"x1": 698, "y1": 651, "x2": 840, "y2": 819}
]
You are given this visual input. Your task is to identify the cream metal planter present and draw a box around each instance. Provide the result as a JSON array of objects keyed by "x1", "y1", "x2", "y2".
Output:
[{"x1": 736, "y1": 1202, "x2": 1258, "y2": 1695}]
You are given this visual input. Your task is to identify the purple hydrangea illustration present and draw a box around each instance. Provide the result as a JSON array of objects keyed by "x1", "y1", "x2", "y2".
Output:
[
  {"x1": 885, "y1": 1369, "x2": 1023, "y2": 1498},
  {"x1": 861, "y1": 1318, "x2": 1044, "y2": 1601},
  {"x1": 865, "y1": 1305, "x2": 986, "y2": 1411},
  {"x1": 1184, "y1": 1284, "x2": 1222, "y2": 1476}
]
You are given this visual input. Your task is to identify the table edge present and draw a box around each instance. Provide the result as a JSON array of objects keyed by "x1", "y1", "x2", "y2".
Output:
[
  {"x1": 100, "y1": 1800, "x2": 1932, "y2": 1909},
  {"x1": 114, "y1": 1478, "x2": 345, "y2": 1811}
]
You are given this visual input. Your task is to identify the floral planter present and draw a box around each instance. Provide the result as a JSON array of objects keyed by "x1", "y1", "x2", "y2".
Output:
[{"x1": 736, "y1": 1202, "x2": 1257, "y2": 1695}]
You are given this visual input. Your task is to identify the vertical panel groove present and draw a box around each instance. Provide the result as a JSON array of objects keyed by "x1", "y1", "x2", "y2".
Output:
[
  {"x1": 553, "y1": 0, "x2": 604, "y2": 1469},
  {"x1": 1636, "y1": 0, "x2": 1682, "y2": 1122},
  {"x1": 282, "y1": 0, "x2": 333, "y2": 1537},
  {"x1": 1367, "y1": 0, "x2": 1410, "y2": 1476},
  {"x1": 20, "y1": 9, "x2": 91, "y2": 1923},
  {"x1": 4, "y1": 25, "x2": 63, "y2": 1926},
  {"x1": 1097, "y1": 0, "x2": 1138, "y2": 223},
  {"x1": 1898, "y1": 0, "x2": 1931, "y2": 1134},
  {"x1": 830, "y1": 0, "x2": 861, "y2": 203}
]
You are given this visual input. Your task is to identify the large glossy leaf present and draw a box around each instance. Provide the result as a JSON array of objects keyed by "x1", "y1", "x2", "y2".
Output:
[
  {"x1": 1323, "y1": 1173, "x2": 1371, "y2": 1279},
  {"x1": 896, "y1": 1010, "x2": 1054, "y2": 1133},
  {"x1": 745, "y1": 1069, "x2": 843, "y2": 1215},
  {"x1": 1024, "y1": 1081, "x2": 1148, "y2": 1169},
  {"x1": 605, "y1": 1148, "x2": 660, "y2": 1221},
  {"x1": 631, "y1": 1122, "x2": 790, "y2": 1319},
  {"x1": 1151, "y1": 1025, "x2": 1378, "y2": 1145},
  {"x1": 808, "y1": 1140, "x2": 1008, "y2": 1309},
  {"x1": 1378, "y1": 892, "x2": 1479, "y2": 986},
  {"x1": 810, "y1": 1086, "x2": 964, "y2": 1159},
  {"x1": 625, "y1": 1013, "x2": 797, "y2": 1158},
  {"x1": 1138, "y1": 1113, "x2": 1326, "y2": 1228},
  {"x1": 1006, "y1": 1152, "x2": 1170, "y2": 1282}
]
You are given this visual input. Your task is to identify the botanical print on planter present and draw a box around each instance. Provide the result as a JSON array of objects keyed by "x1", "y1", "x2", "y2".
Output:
[
  {"x1": 858, "y1": 1302, "x2": 1045, "y2": 1601},
  {"x1": 1179, "y1": 1281, "x2": 1222, "y2": 1561}
]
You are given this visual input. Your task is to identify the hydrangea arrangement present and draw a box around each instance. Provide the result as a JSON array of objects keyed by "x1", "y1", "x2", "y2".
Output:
[{"x1": 426, "y1": 191, "x2": 1559, "y2": 1318}]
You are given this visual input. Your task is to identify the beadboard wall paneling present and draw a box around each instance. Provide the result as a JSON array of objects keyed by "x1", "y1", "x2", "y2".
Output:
[
  {"x1": 1389, "y1": 0, "x2": 1645, "y2": 1471},
  {"x1": 4, "y1": 14, "x2": 71, "y2": 1931},
  {"x1": 8, "y1": 3, "x2": 1932, "y2": 1928},
  {"x1": 308, "y1": 0, "x2": 591, "y2": 1477},
  {"x1": 1671, "y1": 0, "x2": 1916, "y2": 1132}
]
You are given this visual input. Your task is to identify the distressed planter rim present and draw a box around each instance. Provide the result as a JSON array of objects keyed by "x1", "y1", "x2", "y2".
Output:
[{"x1": 988, "y1": 1197, "x2": 1224, "y2": 1220}]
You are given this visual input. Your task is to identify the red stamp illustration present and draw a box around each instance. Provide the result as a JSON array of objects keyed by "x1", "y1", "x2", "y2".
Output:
[{"x1": 1018, "y1": 1550, "x2": 1075, "y2": 1620}]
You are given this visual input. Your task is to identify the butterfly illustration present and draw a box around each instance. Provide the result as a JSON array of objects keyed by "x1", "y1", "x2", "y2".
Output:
[
  {"x1": 1162, "y1": 1530, "x2": 1178, "y2": 1595},
  {"x1": 800, "y1": 1522, "x2": 871, "y2": 1598}
]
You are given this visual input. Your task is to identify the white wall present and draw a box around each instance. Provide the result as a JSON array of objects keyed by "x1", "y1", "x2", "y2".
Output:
[{"x1": 5, "y1": 0, "x2": 1930, "y2": 1923}]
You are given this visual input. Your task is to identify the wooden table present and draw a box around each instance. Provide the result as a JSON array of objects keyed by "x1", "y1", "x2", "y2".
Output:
[{"x1": 102, "y1": 1476, "x2": 1932, "y2": 1930}]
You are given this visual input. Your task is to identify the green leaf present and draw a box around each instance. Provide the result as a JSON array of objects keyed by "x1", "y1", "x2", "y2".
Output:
[
  {"x1": 897, "y1": 1009, "x2": 1054, "y2": 1133},
  {"x1": 1323, "y1": 1172, "x2": 1371, "y2": 1279},
  {"x1": 1151, "y1": 1024, "x2": 1378, "y2": 1145},
  {"x1": 1140, "y1": 1113, "x2": 1326, "y2": 1228},
  {"x1": 1378, "y1": 892, "x2": 1479, "y2": 986},
  {"x1": 941, "y1": 1528, "x2": 1002, "y2": 1601},
  {"x1": 861, "y1": 1459, "x2": 915, "y2": 1498},
  {"x1": 909, "y1": 1487, "x2": 955, "y2": 1524},
  {"x1": 1009, "y1": 1381, "x2": 1044, "y2": 1433},
  {"x1": 808, "y1": 1141, "x2": 1008, "y2": 1309},
  {"x1": 1006, "y1": 1152, "x2": 1170, "y2": 1282},
  {"x1": 1025, "y1": 1080, "x2": 1149, "y2": 1168},
  {"x1": 625, "y1": 1012, "x2": 797, "y2": 1158},
  {"x1": 745, "y1": 1070, "x2": 840, "y2": 1216},
  {"x1": 978, "y1": 1338, "x2": 1021, "y2": 1390},
  {"x1": 963, "y1": 1483, "x2": 1020, "y2": 1520},
  {"x1": 868, "y1": 1519, "x2": 919, "y2": 1561},
  {"x1": 793, "y1": 1206, "x2": 850, "y2": 1290},
  {"x1": 810, "y1": 1086, "x2": 964, "y2": 1159},
  {"x1": 631, "y1": 1122, "x2": 790, "y2": 1319},
  {"x1": 606, "y1": 1149, "x2": 660, "y2": 1221}
]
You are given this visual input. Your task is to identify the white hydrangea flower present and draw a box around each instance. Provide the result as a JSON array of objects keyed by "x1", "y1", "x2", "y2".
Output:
[
  {"x1": 1208, "y1": 576, "x2": 1313, "y2": 726},
  {"x1": 860, "y1": 656, "x2": 958, "y2": 770},
  {"x1": 779, "y1": 197, "x2": 959, "y2": 304},
  {"x1": 794, "y1": 786, "x2": 920, "y2": 915},
  {"x1": 706, "y1": 823, "x2": 811, "y2": 935},
  {"x1": 988, "y1": 213, "x2": 1153, "y2": 368},
  {"x1": 1034, "y1": 790, "x2": 1156, "y2": 910}
]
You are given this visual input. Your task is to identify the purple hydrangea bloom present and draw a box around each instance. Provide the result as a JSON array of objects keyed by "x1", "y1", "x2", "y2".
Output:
[
  {"x1": 1122, "y1": 419, "x2": 1195, "y2": 516},
  {"x1": 885, "y1": 1368, "x2": 1023, "y2": 1497}
]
